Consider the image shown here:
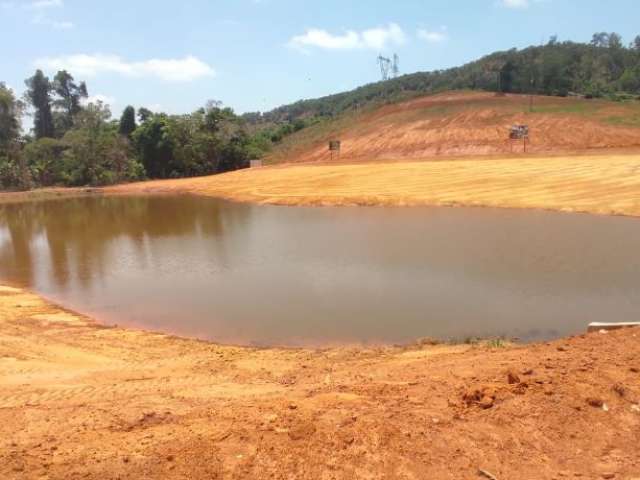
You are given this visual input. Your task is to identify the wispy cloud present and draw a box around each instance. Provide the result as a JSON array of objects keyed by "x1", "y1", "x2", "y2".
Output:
[
  {"x1": 2, "y1": 0, "x2": 75, "y2": 29},
  {"x1": 499, "y1": 0, "x2": 532, "y2": 8},
  {"x1": 82, "y1": 93, "x2": 116, "y2": 107},
  {"x1": 288, "y1": 23, "x2": 407, "y2": 52},
  {"x1": 417, "y1": 27, "x2": 448, "y2": 43},
  {"x1": 34, "y1": 54, "x2": 216, "y2": 82},
  {"x1": 29, "y1": 0, "x2": 63, "y2": 9}
]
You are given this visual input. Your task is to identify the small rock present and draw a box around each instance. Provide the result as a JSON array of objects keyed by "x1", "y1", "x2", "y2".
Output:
[
  {"x1": 612, "y1": 383, "x2": 626, "y2": 397},
  {"x1": 513, "y1": 382, "x2": 528, "y2": 395},
  {"x1": 522, "y1": 369, "x2": 534, "y2": 376},
  {"x1": 507, "y1": 371, "x2": 520, "y2": 384},
  {"x1": 586, "y1": 397, "x2": 604, "y2": 408},
  {"x1": 479, "y1": 395, "x2": 494, "y2": 409},
  {"x1": 630, "y1": 367, "x2": 639, "y2": 373},
  {"x1": 601, "y1": 473, "x2": 615, "y2": 479},
  {"x1": 288, "y1": 404, "x2": 298, "y2": 410},
  {"x1": 166, "y1": 455, "x2": 174, "y2": 462}
]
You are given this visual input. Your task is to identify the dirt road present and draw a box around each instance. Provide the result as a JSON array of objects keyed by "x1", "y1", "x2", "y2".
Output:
[{"x1": 1, "y1": 285, "x2": 639, "y2": 479}]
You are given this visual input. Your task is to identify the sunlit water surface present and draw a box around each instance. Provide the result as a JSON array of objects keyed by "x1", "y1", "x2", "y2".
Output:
[{"x1": 1, "y1": 196, "x2": 639, "y2": 346}]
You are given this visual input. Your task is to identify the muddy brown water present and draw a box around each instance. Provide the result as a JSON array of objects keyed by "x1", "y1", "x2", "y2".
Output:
[{"x1": 1, "y1": 195, "x2": 639, "y2": 346}]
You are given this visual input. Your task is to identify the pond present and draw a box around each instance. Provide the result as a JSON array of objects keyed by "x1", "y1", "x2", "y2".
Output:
[{"x1": 1, "y1": 195, "x2": 639, "y2": 346}]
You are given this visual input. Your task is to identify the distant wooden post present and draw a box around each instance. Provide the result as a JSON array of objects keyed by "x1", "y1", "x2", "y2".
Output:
[
  {"x1": 509, "y1": 125, "x2": 529, "y2": 153},
  {"x1": 329, "y1": 140, "x2": 341, "y2": 161}
]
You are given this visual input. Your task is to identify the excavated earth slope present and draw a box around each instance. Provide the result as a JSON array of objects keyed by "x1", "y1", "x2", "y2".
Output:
[{"x1": 268, "y1": 91, "x2": 640, "y2": 163}]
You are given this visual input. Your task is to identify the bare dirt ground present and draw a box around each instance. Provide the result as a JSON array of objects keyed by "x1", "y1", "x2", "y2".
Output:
[
  {"x1": 267, "y1": 92, "x2": 640, "y2": 164},
  {"x1": 1, "y1": 285, "x2": 639, "y2": 479},
  {"x1": 98, "y1": 152, "x2": 640, "y2": 217}
]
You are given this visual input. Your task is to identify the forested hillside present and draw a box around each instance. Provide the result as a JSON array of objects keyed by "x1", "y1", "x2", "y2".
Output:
[
  {"x1": 252, "y1": 33, "x2": 640, "y2": 123},
  {"x1": 2, "y1": 32, "x2": 640, "y2": 190}
]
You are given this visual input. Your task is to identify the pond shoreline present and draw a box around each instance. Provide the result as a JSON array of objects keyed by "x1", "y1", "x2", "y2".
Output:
[
  {"x1": 1, "y1": 284, "x2": 639, "y2": 478},
  {"x1": 1, "y1": 153, "x2": 639, "y2": 218},
  {"x1": 2, "y1": 155, "x2": 640, "y2": 477}
]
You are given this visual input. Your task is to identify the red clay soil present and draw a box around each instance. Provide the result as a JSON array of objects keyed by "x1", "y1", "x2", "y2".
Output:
[
  {"x1": 1, "y1": 286, "x2": 639, "y2": 479},
  {"x1": 269, "y1": 91, "x2": 640, "y2": 164}
]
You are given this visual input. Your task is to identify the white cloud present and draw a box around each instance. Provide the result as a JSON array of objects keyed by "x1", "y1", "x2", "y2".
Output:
[
  {"x1": 34, "y1": 54, "x2": 216, "y2": 82},
  {"x1": 499, "y1": 0, "x2": 530, "y2": 8},
  {"x1": 2, "y1": 0, "x2": 62, "y2": 10},
  {"x1": 288, "y1": 23, "x2": 406, "y2": 52},
  {"x1": 417, "y1": 27, "x2": 448, "y2": 43},
  {"x1": 82, "y1": 94, "x2": 116, "y2": 107},
  {"x1": 29, "y1": 0, "x2": 63, "y2": 9}
]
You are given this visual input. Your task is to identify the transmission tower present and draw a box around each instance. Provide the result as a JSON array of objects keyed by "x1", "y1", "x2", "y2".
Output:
[
  {"x1": 377, "y1": 55, "x2": 391, "y2": 81},
  {"x1": 377, "y1": 54, "x2": 400, "y2": 81}
]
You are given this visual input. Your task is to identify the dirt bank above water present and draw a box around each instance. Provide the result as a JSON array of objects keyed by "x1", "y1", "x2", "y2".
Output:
[
  {"x1": 2, "y1": 153, "x2": 640, "y2": 217},
  {"x1": 105, "y1": 153, "x2": 639, "y2": 218},
  {"x1": 1, "y1": 285, "x2": 639, "y2": 479}
]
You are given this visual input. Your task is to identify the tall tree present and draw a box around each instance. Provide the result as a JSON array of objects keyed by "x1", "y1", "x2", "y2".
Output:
[
  {"x1": 118, "y1": 105, "x2": 137, "y2": 137},
  {"x1": 0, "y1": 83, "x2": 21, "y2": 149},
  {"x1": 591, "y1": 32, "x2": 611, "y2": 48},
  {"x1": 52, "y1": 70, "x2": 88, "y2": 134},
  {"x1": 24, "y1": 70, "x2": 55, "y2": 139},
  {"x1": 0, "y1": 83, "x2": 30, "y2": 189},
  {"x1": 137, "y1": 107, "x2": 153, "y2": 123}
]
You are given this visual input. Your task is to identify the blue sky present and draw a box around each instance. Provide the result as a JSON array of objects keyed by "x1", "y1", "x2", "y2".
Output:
[{"x1": 1, "y1": 0, "x2": 640, "y2": 119}]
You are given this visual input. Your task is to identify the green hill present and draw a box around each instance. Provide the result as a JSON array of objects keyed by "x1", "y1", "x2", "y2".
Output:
[{"x1": 246, "y1": 33, "x2": 640, "y2": 125}]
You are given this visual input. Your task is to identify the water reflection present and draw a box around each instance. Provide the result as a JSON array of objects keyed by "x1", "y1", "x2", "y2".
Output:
[
  {"x1": 1, "y1": 196, "x2": 639, "y2": 346},
  {"x1": 0, "y1": 196, "x2": 244, "y2": 290}
]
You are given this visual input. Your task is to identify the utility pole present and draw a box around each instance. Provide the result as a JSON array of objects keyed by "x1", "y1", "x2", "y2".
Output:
[{"x1": 529, "y1": 76, "x2": 535, "y2": 112}]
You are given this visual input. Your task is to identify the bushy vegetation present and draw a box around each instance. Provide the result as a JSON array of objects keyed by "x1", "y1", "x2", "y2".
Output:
[
  {"x1": 0, "y1": 74, "x2": 301, "y2": 190},
  {"x1": 252, "y1": 33, "x2": 640, "y2": 123}
]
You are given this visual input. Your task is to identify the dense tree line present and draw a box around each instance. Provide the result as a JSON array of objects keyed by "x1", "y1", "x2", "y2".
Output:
[
  {"x1": 1, "y1": 72, "x2": 300, "y2": 190},
  {"x1": 252, "y1": 33, "x2": 640, "y2": 123}
]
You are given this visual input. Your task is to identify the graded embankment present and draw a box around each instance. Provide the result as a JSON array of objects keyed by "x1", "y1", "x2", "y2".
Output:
[
  {"x1": 98, "y1": 153, "x2": 640, "y2": 217},
  {"x1": 266, "y1": 91, "x2": 640, "y2": 164}
]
